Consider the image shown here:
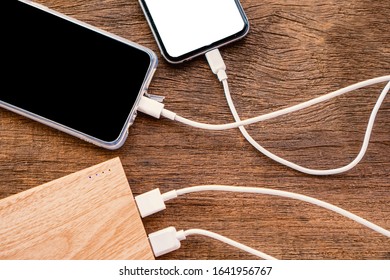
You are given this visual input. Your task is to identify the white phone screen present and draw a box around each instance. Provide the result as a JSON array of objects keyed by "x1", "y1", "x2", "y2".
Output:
[{"x1": 142, "y1": 0, "x2": 248, "y2": 60}]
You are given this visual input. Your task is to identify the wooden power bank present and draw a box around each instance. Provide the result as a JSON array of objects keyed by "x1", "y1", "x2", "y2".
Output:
[{"x1": 0, "y1": 157, "x2": 154, "y2": 260}]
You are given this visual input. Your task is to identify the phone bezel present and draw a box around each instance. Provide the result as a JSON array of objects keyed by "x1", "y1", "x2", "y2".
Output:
[
  {"x1": 1, "y1": 0, "x2": 158, "y2": 150},
  {"x1": 138, "y1": 0, "x2": 250, "y2": 64}
]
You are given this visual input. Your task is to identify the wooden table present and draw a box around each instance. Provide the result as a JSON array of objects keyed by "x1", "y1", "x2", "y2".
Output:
[{"x1": 1, "y1": 0, "x2": 389, "y2": 260}]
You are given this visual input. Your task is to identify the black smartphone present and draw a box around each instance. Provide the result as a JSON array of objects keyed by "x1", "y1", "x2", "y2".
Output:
[
  {"x1": 1, "y1": 0, "x2": 158, "y2": 149},
  {"x1": 139, "y1": 0, "x2": 249, "y2": 63}
]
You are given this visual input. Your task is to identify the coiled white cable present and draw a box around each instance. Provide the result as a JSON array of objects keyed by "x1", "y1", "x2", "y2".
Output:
[
  {"x1": 220, "y1": 77, "x2": 390, "y2": 175},
  {"x1": 205, "y1": 49, "x2": 390, "y2": 175},
  {"x1": 137, "y1": 49, "x2": 389, "y2": 175}
]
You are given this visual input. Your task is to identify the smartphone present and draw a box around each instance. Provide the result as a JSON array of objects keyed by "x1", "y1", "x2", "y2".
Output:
[
  {"x1": 139, "y1": 0, "x2": 249, "y2": 63},
  {"x1": 0, "y1": 0, "x2": 158, "y2": 150}
]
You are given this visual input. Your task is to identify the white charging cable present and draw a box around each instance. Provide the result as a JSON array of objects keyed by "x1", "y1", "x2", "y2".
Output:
[
  {"x1": 137, "y1": 50, "x2": 390, "y2": 175},
  {"x1": 148, "y1": 226, "x2": 277, "y2": 259},
  {"x1": 205, "y1": 49, "x2": 390, "y2": 175},
  {"x1": 136, "y1": 185, "x2": 390, "y2": 238},
  {"x1": 136, "y1": 51, "x2": 389, "y2": 259},
  {"x1": 136, "y1": 185, "x2": 390, "y2": 258}
]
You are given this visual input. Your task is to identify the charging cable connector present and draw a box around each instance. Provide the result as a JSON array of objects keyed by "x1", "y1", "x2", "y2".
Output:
[
  {"x1": 138, "y1": 95, "x2": 177, "y2": 120},
  {"x1": 147, "y1": 226, "x2": 276, "y2": 259},
  {"x1": 205, "y1": 49, "x2": 228, "y2": 82},
  {"x1": 135, "y1": 188, "x2": 177, "y2": 218},
  {"x1": 148, "y1": 226, "x2": 186, "y2": 257}
]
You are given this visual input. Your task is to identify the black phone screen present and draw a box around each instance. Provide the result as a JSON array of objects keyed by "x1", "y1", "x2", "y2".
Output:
[{"x1": 1, "y1": 1, "x2": 155, "y2": 144}]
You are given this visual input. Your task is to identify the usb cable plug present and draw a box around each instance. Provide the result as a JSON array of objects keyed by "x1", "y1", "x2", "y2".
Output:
[
  {"x1": 205, "y1": 49, "x2": 228, "y2": 82},
  {"x1": 135, "y1": 188, "x2": 177, "y2": 218},
  {"x1": 137, "y1": 95, "x2": 177, "y2": 120},
  {"x1": 148, "y1": 227, "x2": 186, "y2": 257},
  {"x1": 147, "y1": 226, "x2": 277, "y2": 259}
]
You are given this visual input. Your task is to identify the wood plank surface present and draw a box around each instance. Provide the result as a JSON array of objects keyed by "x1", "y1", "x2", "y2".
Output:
[
  {"x1": 1, "y1": 0, "x2": 389, "y2": 259},
  {"x1": 0, "y1": 157, "x2": 154, "y2": 260}
]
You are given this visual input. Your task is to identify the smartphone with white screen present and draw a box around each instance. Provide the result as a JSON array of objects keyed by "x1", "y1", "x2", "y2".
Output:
[
  {"x1": 139, "y1": 0, "x2": 249, "y2": 63},
  {"x1": 0, "y1": 0, "x2": 158, "y2": 149}
]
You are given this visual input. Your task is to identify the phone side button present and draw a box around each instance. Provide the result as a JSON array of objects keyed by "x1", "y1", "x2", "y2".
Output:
[
  {"x1": 127, "y1": 111, "x2": 138, "y2": 131},
  {"x1": 145, "y1": 68, "x2": 157, "y2": 90}
]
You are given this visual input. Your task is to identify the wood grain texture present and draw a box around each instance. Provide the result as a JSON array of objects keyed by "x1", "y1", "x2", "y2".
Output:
[
  {"x1": 1, "y1": 0, "x2": 389, "y2": 259},
  {"x1": 0, "y1": 158, "x2": 154, "y2": 260}
]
